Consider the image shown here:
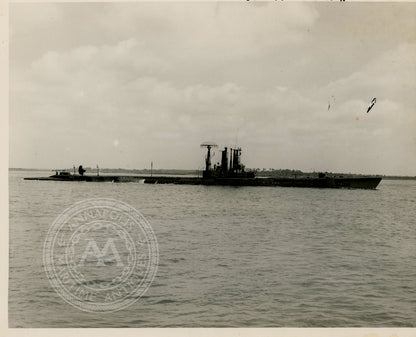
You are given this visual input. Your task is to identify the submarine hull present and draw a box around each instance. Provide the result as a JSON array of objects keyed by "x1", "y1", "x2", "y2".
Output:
[
  {"x1": 24, "y1": 175, "x2": 120, "y2": 182},
  {"x1": 143, "y1": 176, "x2": 381, "y2": 189},
  {"x1": 25, "y1": 175, "x2": 382, "y2": 189}
]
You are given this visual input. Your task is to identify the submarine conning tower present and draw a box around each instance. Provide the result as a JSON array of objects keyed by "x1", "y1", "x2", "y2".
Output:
[{"x1": 201, "y1": 143, "x2": 254, "y2": 179}]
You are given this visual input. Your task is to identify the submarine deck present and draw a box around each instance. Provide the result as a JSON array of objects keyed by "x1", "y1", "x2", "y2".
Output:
[{"x1": 24, "y1": 175, "x2": 382, "y2": 189}]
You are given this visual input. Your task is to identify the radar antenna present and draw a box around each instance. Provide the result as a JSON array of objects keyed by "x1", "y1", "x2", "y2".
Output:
[{"x1": 200, "y1": 142, "x2": 218, "y2": 173}]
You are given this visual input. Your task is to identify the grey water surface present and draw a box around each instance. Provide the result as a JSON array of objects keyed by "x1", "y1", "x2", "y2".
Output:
[{"x1": 8, "y1": 170, "x2": 416, "y2": 327}]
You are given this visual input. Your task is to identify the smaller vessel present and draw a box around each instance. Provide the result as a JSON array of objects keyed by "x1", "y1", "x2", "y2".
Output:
[{"x1": 24, "y1": 170, "x2": 118, "y2": 182}]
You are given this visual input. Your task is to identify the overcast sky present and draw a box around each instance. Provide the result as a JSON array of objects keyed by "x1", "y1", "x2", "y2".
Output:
[{"x1": 9, "y1": 2, "x2": 416, "y2": 175}]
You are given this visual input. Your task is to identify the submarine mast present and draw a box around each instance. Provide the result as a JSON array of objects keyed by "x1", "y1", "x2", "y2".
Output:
[{"x1": 200, "y1": 142, "x2": 218, "y2": 178}]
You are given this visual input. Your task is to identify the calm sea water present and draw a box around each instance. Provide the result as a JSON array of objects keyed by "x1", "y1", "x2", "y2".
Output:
[{"x1": 8, "y1": 170, "x2": 416, "y2": 327}]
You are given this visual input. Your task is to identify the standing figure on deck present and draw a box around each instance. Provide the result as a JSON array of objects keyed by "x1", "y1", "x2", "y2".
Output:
[{"x1": 78, "y1": 165, "x2": 86, "y2": 176}]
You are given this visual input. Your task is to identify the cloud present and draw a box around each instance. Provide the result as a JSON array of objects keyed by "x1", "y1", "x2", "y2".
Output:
[{"x1": 9, "y1": 3, "x2": 416, "y2": 175}]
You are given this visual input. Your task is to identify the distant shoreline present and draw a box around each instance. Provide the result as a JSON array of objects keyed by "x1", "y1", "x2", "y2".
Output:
[{"x1": 9, "y1": 167, "x2": 416, "y2": 180}]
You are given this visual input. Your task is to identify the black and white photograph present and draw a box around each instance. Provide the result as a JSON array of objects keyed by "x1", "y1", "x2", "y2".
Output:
[{"x1": 5, "y1": 0, "x2": 416, "y2": 333}]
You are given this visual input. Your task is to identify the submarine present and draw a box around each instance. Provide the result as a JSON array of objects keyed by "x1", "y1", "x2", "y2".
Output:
[{"x1": 24, "y1": 142, "x2": 382, "y2": 189}]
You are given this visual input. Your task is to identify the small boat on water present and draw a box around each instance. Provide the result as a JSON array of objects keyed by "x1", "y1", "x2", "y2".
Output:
[
  {"x1": 25, "y1": 166, "x2": 117, "y2": 182},
  {"x1": 24, "y1": 143, "x2": 382, "y2": 189},
  {"x1": 24, "y1": 171, "x2": 117, "y2": 182}
]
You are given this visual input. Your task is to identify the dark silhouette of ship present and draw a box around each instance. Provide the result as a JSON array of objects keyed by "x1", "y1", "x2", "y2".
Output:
[{"x1": 24, "y1": 142, "x2": 382, "y2": 189}]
